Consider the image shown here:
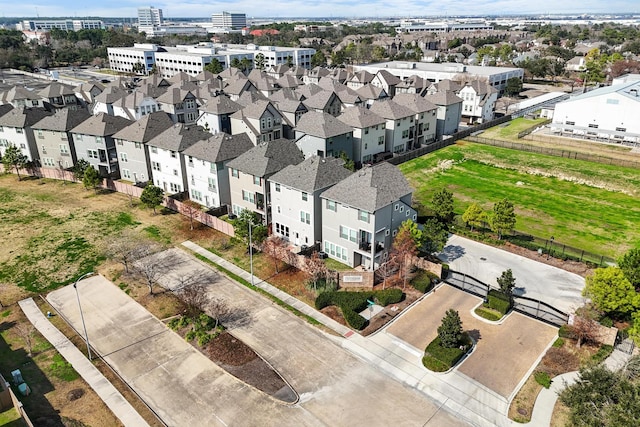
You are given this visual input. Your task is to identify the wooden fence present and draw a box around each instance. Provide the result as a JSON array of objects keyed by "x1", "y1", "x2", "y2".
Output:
[{"x1": 0, "y1": 374, "x2": 34, "y2": 427}]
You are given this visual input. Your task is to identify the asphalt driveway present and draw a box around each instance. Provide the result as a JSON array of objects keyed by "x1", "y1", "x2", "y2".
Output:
[{"x1": 438, "y1": 234, "x2": 585, "y2": 313}]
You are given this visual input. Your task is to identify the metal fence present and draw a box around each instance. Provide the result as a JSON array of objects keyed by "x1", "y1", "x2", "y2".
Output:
[
  {"x1": 517, "y1": 119, "x2": 552, "y2": 138},
  {"x1": 511, "y1": 295, "x2": 569, "y2": 328},
  {"x1": 445, "y1": 269, "x2": 569, "y2": 327},
  {"x1": 465, "y1": 135, "x2": 640, "y2": 170}
]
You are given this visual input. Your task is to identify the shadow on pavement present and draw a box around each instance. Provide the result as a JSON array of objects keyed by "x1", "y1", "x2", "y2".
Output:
[{"x1": 438, "y1": 245, "x2": 466, "y2": 263}]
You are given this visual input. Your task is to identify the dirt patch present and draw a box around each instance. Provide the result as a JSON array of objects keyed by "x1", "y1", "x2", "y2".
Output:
[
  {"x1": 508, "y1": 374, "x2": 542, "y2": 423},
  {"x1": 362, "y1": 286, "x2": 423, "y2": 336}
]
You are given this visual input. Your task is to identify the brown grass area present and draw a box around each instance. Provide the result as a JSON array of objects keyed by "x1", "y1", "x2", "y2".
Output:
[
  {"x1": 550, "y1": 400, "x2": 571, "y2": 427},
  {"x1": 508, "y1": 338, "x2": 601, "y2": 423}
]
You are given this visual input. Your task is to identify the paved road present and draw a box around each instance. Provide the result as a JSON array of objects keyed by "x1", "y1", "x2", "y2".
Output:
[
  {"x1": 47, "y1": 260, "x2": 467, "y2": 427},
  {"x1": 438, "y1": 235, "x2": 586, "y2": 313},
  {"x1": 18, "y1": 297, "x2": 149, "y2": 427}
]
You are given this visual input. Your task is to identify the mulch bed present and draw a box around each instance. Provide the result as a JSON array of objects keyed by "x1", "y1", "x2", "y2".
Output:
[{"x1": 501, "y1": 241, "x2": 594, "y2": 277}]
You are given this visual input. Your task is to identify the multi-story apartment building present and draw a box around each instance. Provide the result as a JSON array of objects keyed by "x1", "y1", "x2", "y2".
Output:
[
  {"x1": 155, "y1": 88, "x2": 200, "y2": 125},
  {"x1": 226, "y1": 139, "x2": 304, "y2": 223},
  {"x1": 269, "y1": 156, "x2": 352, "y2": 247},
  {"x1": 0, "y1": 107, "x2": 53, "y2": 163},
  {"x1": 369, "y1": 99, "x2": 416, "y2": 155},
  {"x1": 457, "y1": 81, "x2": 498, "y2": 124},
  {"x1": 182, "y1": 132, "x2": 254, "y2": 208},
  {"x1": 337, "y1": 106, "x2": 387, "y2": 165},
  {"x1": 32, "y1": 108, "x2": 90, "y2": 170},
  {"x1": 230, "y1": 100, "x2": 284, "y2": 144},
  {"x1": 70, "y1": 113, "x2": 132, "y2": 178},
  {"x1": 392, "y1": 93, "x2": 438, "y2": 146},
  {"x1": 320, "y1": 162, "x2": 417, "y2": 270},
  {"x1": 111, "y1": 112, "x2": 175, "y2": 184},
  {"x1": 294, "y1": 111, "x2": 354, "y2": 159},
  {"x1": 146, "y1": 123, "x2": 211, "y2": 195}
]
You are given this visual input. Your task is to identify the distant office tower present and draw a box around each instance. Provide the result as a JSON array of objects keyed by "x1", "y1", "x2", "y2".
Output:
[
  {"x1": 211, "y1": 12, "x2": 246, "y2": 29},
  {"x1": 138, "y1": 6, "x2": 163, "y2": 27}
]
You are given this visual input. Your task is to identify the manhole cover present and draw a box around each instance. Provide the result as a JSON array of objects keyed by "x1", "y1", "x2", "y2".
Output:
[
  {"x1": 517, "y1": 408, "x2": 528, "y2": 416},
  {"x1": 480, "y1": 257, "x2": 487, "y2": 261}
]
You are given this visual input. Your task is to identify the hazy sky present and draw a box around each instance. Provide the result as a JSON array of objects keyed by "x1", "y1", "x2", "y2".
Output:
[{"x1": 0, "y1": 0, "x2": 638, "y2": 19}]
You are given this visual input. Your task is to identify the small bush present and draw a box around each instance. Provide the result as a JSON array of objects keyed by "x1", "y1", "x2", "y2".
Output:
[
  {"x1": 558, "y1": 324, "x2": 577, "y2": 339},
  {"x1": 197, "y1": 332, "x2": 212, "y2": 347},
  {"x1": 315, "y1": 292, "x2": 333, "y2": 310},
  {"x1": 185, "y1": 330, "x2": 196, "y2": 341},
  {"x1": 475, "y1": 306, "x2": 503, "y2": 321},
  {"x1": 534, "y1": 371, "x2": 552, "y2": 389},
  {"x1": 591, "y1": 344, "x2": 614, "y2": 365},
  {"x1": 552, "y1": 338, "x2": 565, "y2": 348},
  {"x1": 168, "y1": 318, "x2": 180, "y2": 330},
  {"x1": 423, "y1": 335, "x2": 471, "y2": 371},
  {"x1": 411, "y1": 269, "x2": 436, "y2": 293},
  {"x1": 375, "y1": 288, "x2": 403, "y2": 306},
  {"x1": 343, "y1": 309, "x2": 368, "y2": 330},
  {"x1": 487, "y1": 292, "x2": 511, "y2": 315},
  {"x1": 599, "y1": 316, "x2": 614, "y2": 328}
]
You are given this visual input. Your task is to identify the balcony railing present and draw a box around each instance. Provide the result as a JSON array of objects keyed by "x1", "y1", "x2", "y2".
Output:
[{"x1": 358, "y1": 241, "x2": 384, "y2": 253}]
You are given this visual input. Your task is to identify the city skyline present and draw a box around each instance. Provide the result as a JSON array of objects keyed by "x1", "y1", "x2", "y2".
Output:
[{"x1": 0, "y1": 0, "x2": 638, "y2": 19}]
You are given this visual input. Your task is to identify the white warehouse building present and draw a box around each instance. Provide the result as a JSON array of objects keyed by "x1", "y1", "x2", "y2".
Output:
[{"x1": 551, "y1": 79, "x2": 640, "y2": 145}]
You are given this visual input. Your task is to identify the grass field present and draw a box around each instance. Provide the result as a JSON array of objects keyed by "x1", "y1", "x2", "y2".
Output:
[
  {"x1": 480, "y1": 117, "x2": 549, "y2": 141},
  {"x1": 400, "y1": 141, "x2": 640, "y2": 256}
]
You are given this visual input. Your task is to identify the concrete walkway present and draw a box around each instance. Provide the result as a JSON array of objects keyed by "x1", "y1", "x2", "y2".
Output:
[
  {"x1": 18, "y1": 298, "x2": 150, "y2": 427},
  {"x1": 183, "y1": 241, "x2": 514, "y2": 427}
]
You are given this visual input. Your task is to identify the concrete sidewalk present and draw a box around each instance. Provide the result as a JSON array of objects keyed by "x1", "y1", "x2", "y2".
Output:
[
  {"x1": 18, "y1": 298, "x2": 150, "y2": 427},
  {"x1": 183, "y1": 241, "x2": 515, "y2": 427}
]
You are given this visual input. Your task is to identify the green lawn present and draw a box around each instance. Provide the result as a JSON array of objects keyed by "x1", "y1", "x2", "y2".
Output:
[
  {"x1": 479, "y1": 117, "x2": 549, "y2": 141},
  {"x1": 400, "y1": 142, "x2": 640, "y2": 257}
]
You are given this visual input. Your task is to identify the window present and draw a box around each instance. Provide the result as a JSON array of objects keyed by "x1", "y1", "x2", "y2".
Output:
[
  {"x1": 170, "y1": 150, "x2": 177, "y2": 158},
  {"x1": 173, "y1": 169, "x2": 178, "y2": 176},
  {"x1": 151, "y1": 146, "x2": 157, "y2": 154},
  {"x1": 37, "y1": 130, "x2": 44, "y2": 139},
  {"x1": 364, "y1": 127, "x2": 369, "y2": 135},
  {"x1": 565, "y1": 121, "x2": 575, "y2": 126},
  {"x1": 588, "y1": 124, "x2": 599, "y2": 129},
  {"x1": 122, "y1": 169, "x2": 131, "y2": 179},
  {"x1": 152, "y1": 161, "x2": 161, "y2": 171},
  {"x1": 16, "y1": 128, "x2": 23, "y2": 134},
  {"x1": 275, "y1": 183, "x2": 281, "y2": 192},
  {"x1": 616, "y1": 127, "x2": 626, "y2": 132},
  {"x1": 60, "y1": 144, "x2": 68, "y2": 154},
  {"x1": 302, "y1": 192, "x2": 308, "y2": 201},
  {"x1": 0, "y1": 126, "x2": 3, "y2": 132},
  {"x1": 402, "y1": 130, "x2": 409, "y2": 139},
  {"x1": 242, "y1": 190, "x2": 255, "y2": 204},
  {"x1": 191, "y1": 189, "x2": 203, "y2": 201},
  {"x1": 324, "y1": 241, "x2": 348, "y2": 261},
  {"x1": 300, "y1": 211, "x2": 310, "y2": 224},
  {"x1": 326, "y1": 200, "x2": 336, "y2": 211},
  {"x1": 120, "y1": 152, "x2": 128, "y2": 162},
  {"x1": 358, "y1": 210, "x2": 370, "y2": 223},
  {"x1": 253, "y1": 176, "x2": 261, "y2": 186},
  {"x1": 135, "y1": 142, "x2": 142, "y2": 149},
  {"x1": 95, "y1": 136, "x2": 103, "y2": 143},
  {"x1": 378, "y1": 136, "x2": 384, "y2": 145},
  {"x1": 231, "y1": 168, "x2": 239, "y2": 178},
  {"x1": 187, "y1": 112, "x2": 197, "y2": 122},
  {"x1": 169, "y1": 182, "x2": 180, "y2": 193},
  {"x1": 87, "y1": 149, "x2": 99, "y2": 159},
  {"x1": 275, "y1": 223, "x2": 290, "y2": 238},
  {"x1": 208, "y1": 177, "x2": 216, "y2": 191},
  {"x1": 43, "y1": 157, "x2": 55, "y2": 167},
  {"x1": 339, "y1": 226, "x2": 357, "y2": 242}
]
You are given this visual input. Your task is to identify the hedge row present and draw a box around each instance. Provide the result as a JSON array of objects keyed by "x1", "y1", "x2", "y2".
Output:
[
  {"x1": 315, "y1": 289, "x2": 404, "y2": 330},
  {"x1": 422, "y1": 335, "x2": 470, "y2": 371},
  {"x1": 474, "y1": 306, "x2": 503, "y2": 321},
  {"x1": 487, "y1": 289, "x2": 511, "y2": 315}
]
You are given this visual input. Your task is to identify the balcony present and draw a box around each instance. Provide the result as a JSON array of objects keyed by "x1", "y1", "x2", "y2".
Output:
[{"x1": 358, "y1": 241, "x2": 384, "y2": 254}]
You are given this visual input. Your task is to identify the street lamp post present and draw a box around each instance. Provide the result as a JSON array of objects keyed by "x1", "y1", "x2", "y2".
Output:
[
  {"x1": 547, "y1": 236, "x2": 555, "y2": 260},
  {"x1": 249, "y1": 221, "x2": 254, "y2": 287},
  {"x1": 73, "y1": 272, "x2": 95, "y2": 361}
]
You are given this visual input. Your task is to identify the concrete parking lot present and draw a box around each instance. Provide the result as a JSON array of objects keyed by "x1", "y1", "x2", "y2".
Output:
[
  {"x1": 439, "y1": 234, "x2": 586, "y2": 313},
  {"x1": 386, "y1": 285, "x2": 557, "y2": 398},
  {"x1": 48, "y1": 250, "x2": 467, "y2": 427}
]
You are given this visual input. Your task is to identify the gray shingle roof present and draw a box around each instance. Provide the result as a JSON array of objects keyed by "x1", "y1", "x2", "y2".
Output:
[
  {"x1": 375, "y1": 70, "x2": 402, "y2": 86},
  {"x1": 226, "y1": 139, "x2": 304, "y2": 178},
  {"x1": 111, "y1": 112, "x2": 175, "y2": 143},
  {"x1": 181, "y1": 132, "x2": 254, "y2": 163},
  {"x1": 270, "y1": 156, "x2": 353, "y2": 193},
  {"x1": 70, "y1": 113, "x2": 133, "y2": 137},
  {"x1": 38, "y1": 82, "x2": 76, "y2": 98},
  {"x1": 302, "y1": 90, "x2": 341, "y2": 110},
  {"x1": 33, "y1": 108, "x2": 91, "y2": 132},
  {"x1": 200, "y1": 95, "x2": 242, "y2": 115},
  {"x1": 337, "y1": 106, "x2": 385, "y2": 129},
  {"x1": 355, "y1": 84, "x2": 387, "y2": 100},
  {"x1": 320, "y1": 162, "x2": 413, "y2": 212},
  {"x1": 0, "y1": 107, "x2": 53, "y2": 128},
  {"x1": 155, "y1": 87, "x2": 194, "y2": 104},
  {"x1": 294, "y1": 111, "x2": 353, "y2": 138},
  {"x1": 146, "y1": 123, "x2": 210, "y2": 152},
  {"x1": 392, "y1": 93, "x2": 437, "y2": 113},
  {"x1": 93, "y1": 86, "x2": 127, "y2": 104},
  {"x1": 369, "y1": 99, "x2": 415, "y2": 120},
  {"x1": 424, "y1": 91, "x2": 463, "y2": 106}
]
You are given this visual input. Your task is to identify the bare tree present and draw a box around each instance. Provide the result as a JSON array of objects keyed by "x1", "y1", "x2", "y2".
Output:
[
  {"x1": 105, "y1": 231, "x2": 147, "y2": 274},
  {"x1": 209, "y1": 297, "x2": 232, "y2": 330},
  {"x1": 15, "y1": 323, "x2": 36, "y2": 357},
  {"x1": 133, "y1": 244, "x2": 165, "y2": 295},
  {"x1": 182, "y1": 200, "x2": 201, "y2": 231},
  {"x1": 376, "y1": 258, "x2": 398, "y2": 290},
  {"x1": 263, "y1": 236, "x2": 288, "y2": 274},
  {"x1": 177, "y1": 280, "x2": 209, "y2": 318},
  {"x1": 305, "y1": 252, "x2": 328, "y2": 292},
  {"x1": 571, "y1": 316, "x2": 601, "y2": 348}
]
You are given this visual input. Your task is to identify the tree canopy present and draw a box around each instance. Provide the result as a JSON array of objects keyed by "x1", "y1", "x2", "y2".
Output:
[
  {"x1": 204, "y1": 58, "x2": 223, "y2": 74},
  {"x1": 82, "y1": 166, "x2": 101, "y2": 192},
  {"x1": 619, "y1": 248, "x2": 640, "y2": 290},
  {"x1": 232, "y1": 209, "x2": 267, "y2": 247},
  {"x1": 583, "y1": 267, "x2": 639, "y2": 317},
  {"x1": 438, "y1": 309, "x2": 464, "y2": 348},
  {"x1": 497, "y1": 269, "x2": 516, "y2": 298},
  {"x1": 431, "y1": 187, "x2": 454, "y2": 223},
  {"x1": 490, "y1": 198, "x2": 516, "y2": 239},
  {"x1": 140, "y1": 184, "x2": 164, "y2": 214},
  {"x1": 462, "y1": 203, "x2": 485, "y2": 232},
  {"x1": 2, "y1": 145, "x2": 28, "y2": 180}
]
